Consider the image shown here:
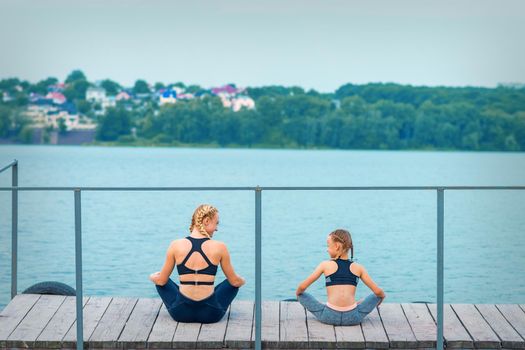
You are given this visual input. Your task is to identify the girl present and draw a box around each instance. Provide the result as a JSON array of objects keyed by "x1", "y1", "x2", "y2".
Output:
[
  {"x1": 149, "y1": 204, "x2": 245, "y2": 323},
  {"x1": 296, "y1": 229, "x2": 385, "y2": 326}
]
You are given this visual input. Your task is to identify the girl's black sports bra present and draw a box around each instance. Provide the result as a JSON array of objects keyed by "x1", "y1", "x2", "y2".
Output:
[
  {"x1": 176, "y1": 236, "x2": 218, "y2": 285},
  {"x1": 325, "y1": 258, "x2": 359, "y2": 287}
]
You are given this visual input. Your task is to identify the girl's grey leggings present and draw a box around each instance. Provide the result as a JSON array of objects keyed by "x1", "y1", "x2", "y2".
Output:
[{"x1": 298, "y1": 292, "x2": 381, "y2": 326}]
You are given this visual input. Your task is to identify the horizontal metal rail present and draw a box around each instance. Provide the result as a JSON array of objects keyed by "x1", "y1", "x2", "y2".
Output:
[{"x1": 1, "y1": 185, "x2": 525, "y2": 191}]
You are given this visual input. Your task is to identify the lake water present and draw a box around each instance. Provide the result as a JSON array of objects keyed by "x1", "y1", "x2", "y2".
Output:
[{"x1": 1, "y1": 145, "x2": 524, "y2": 311}]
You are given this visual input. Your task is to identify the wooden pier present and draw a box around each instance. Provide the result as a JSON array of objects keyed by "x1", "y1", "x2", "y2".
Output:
[{"x1": 1, "y1": 294, "x2": 524, "y2": 349}]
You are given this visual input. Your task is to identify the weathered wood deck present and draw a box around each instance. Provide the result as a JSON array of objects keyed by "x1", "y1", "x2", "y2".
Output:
[{"x1": 1, "y1": 294, "x2": 524, "y2": 349}]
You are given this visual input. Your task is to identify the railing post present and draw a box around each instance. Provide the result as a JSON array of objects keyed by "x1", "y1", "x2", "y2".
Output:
[
  {"x1": 11, "y1": 160, "x2": 18, "y2": 299},
  {"x1": 74, "y1": 189, "x2": 84, "y2": 350},
  {"x1": 255, "y1": 186, "x2": 262, "y2": 350},
  {"x1": 437, "y1": 188, "x2": 444, "y2": 350}
]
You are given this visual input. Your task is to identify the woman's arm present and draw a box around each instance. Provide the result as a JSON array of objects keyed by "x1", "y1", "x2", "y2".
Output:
[
  {"x1": 296, "y1": 262, "x2": 325, "y2": 297},
  {"x1": 356, "y1": 263, "x2": 386, "y2": 304},
  {"x1": 219, "y1": 243, "x2": 245, "y2": 287},
  {"x1": 149, "y1": 243, "x2": 176, "y2": 286}
]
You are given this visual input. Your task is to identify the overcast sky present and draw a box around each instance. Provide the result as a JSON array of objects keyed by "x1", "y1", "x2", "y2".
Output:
[{"x1": 1, "y1": 0, "x2": 524, "y2": 92}]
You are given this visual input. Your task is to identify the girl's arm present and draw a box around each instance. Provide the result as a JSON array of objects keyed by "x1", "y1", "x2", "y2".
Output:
[
  {"x1": 149, "y1": 243, "x2": 176, "y2": 286},
  {"x1": 219, "y1": 243, "x2": 245, "y2": 287},
  {"x1": 356, "y1": 264, "x2": 386, "y2": 303},
  {"x1": 296, "y1": 262, "x2": 325, "y2": 297}
]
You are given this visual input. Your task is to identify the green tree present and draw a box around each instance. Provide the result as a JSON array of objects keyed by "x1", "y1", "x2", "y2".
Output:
[
  {"x1": 100, "y1": 79, "x2": 121, "y2": 96},
  {"x1": 58, "y1": 118, "x2": 67, "y2": 134},
  {"x1": 64, "y1": 80, "x2": 90, "y2": 101},
  {"x1": 65, "y1": 70, "x2": 87, "y2": 84},
  {"x1": 0, "y1": 105, "x2": 11, "y2": 137},
  {"x1": 133, "y1": 80, "x2": 150, "y2": 94},
  {"x1": 29, "y1": 77, "x2": 58, "y2": 95},
  {"x1": 75, "y1": 100, "x2": 92, "y2": 114},
  {"x1": 96, "y1": 107, "x2": 132, "y2": 141},
  {"x1": 154, "y1": 82, "x2": 166, "y2": 91}
]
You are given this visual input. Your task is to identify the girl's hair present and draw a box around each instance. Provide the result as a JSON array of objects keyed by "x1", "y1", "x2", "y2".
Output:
[
  {"x1": 329, "y1": 229, "x2": 354, "y2": 260},
  {"x1": 189, "y1": 204, "x2": 218, "y2": 239}
]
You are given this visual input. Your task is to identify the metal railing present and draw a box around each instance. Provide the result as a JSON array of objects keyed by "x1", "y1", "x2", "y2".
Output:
[
  {"x1": 0, "y1": 159, "x2": 17, "y2": 300},
  {"x1": 2, "y1": 160, "x2": 524, "y2": 350}
]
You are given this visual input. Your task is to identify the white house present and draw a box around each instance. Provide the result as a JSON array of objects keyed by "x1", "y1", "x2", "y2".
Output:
[
  {"x1": 231, "y1": 95, "x2": 255, "y2": 112},
  {"x1": 102, "y1": 96, "x2": 117, "y2": 109},
  {"x1": 86, "y1": 87, "x2": 107, "y2": 103}
]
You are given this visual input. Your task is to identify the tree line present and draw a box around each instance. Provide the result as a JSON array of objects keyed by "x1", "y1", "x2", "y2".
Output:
[
  {"x1": 1, "y1": 74, "x2": 524, "y2": 151},
  {"x1": 99, "y1": 83, "x2": 525, "y2": 151}
]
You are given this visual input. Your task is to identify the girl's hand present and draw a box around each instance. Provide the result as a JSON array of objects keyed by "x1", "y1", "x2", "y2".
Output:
[{"x1": 295, "y1": 285, "x2": 306, "y2": 297}]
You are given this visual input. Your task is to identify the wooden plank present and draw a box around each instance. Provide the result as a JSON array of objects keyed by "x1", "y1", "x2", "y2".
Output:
[
  {"x1": 88, "y1": 297, "x2": 137, "y2": 348},
  {"x1": 118, "y1": 298, "x2": 162, "y2": 349},
  {"x1": 147, "y1": 304, "x2": 178, "y2": 349},
  {"x1": 334, "y1": 324, "x2": 365, "y2": 349},
  {"x1": 496, "y1": 304, "x2": 525, "y2": 341},
  {"x1": 428, "y1": 303, "x2": 474, "y2": 348},
  {"x1": 306, "y1": 309, "x2": 336, "y2": 349},
  {"x1": 379, "y1": 303, "x2": 417, "y2": 348},
  {"x1": 0, "y1": 294, "x2": 40, "y2": 347},
  {"x1": 62, "y1": 296, "x2": 112, "y2": 348},
  {"x1": 401, "y1": 303, "x2": 436, "y2": 348},
  {"x1": 451, "y1": 304, "x2": 501, "y2": 349},
  {"x1": 197, "y1": 305, "x2": 230, "y2": 348},
  {"x1": 280, "y1": 301, "x2": 308, "y2": 349},
  {"x1": 361, "y1": 307, "x2": 389, "y2": 349},
  {"x1": 35, "y1": 296, "x2": 89, "y2": 348},
  {"x1": 256, "y1": 301, "x2": 280, "y2": 348},
  {"x1": 476, "y1": 304, "x2": 525, "y2": 349},
  {"x1": 225, "y1": 300, "x2": 254, "y2": 349},
  {"x1": 7, "y1": 294, "x2": 66, "y2": 348},
  {"x1": 172, "y1": 321, "x2": 201, "y2": 349}
]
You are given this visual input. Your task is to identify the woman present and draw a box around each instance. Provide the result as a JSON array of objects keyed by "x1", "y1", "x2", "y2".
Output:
[
  {"x1": 296, "y1": 228, "x2": 385, "y2": 326},
  {"x1": 149, "y1": 204, "x2": 245, "y2": 323}
]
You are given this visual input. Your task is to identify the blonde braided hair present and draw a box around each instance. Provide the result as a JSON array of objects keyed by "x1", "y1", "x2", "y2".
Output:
[
  {"x1": 329, "y1": 229, "x2": 354, "y2": 260},
  {"x1": 189, "y1": 204, "x2": 218, "y2": 239}
]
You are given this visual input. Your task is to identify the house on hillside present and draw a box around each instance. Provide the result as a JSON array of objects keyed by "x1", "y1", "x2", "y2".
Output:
[
  {"x1": 211, "y1": 84, "x2": 245, "y2": 98},
  {"x1": 159, "y1": 89, "x2": 177, "y2": 105},
  {"x1": 116, "y1": 91, "x2": 131, "y2": 101},
  {"x1": 45, "y1": 92, "x2": 67, "y2": 104},
  {"x1": 231, "y1": 95, "x2": 255, "y2": 112},
  {"x1": 2, "y1": 92, "x2": 13, "y2": 102},
  {"x1": 86, "y1": 87, "x2": 106, "y2": 103},
  {"x1": 48, "y1": 83, "x2": 65, "y2": 93},
  {"x1": 210, "y1": 85, "x2": 254, "y2": 112}
]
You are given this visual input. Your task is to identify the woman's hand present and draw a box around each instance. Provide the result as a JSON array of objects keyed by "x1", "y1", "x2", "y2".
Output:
[
  {"x1": 375, "y1": 289, "x2": 386, "y2": 306},
  {"x1": 149, "y1": 271, "x2": 161, "y2": 284},
  {"x1": 232, "y1": 276, "x2": 246, "y2": 288}
]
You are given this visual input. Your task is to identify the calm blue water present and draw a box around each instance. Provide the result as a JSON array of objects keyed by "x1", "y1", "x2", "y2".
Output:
[{"x1": 1, "y1": 145, "x2": 524, "y2": 311}]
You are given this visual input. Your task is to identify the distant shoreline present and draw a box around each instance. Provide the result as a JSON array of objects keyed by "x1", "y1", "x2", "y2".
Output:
[{"x1": 1, "y1": 140, "x2": 523, "y2": 153}]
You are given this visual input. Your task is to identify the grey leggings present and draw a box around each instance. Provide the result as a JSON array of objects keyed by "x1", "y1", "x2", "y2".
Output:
[{"x1": 298, "y1": 292, "x2": 381, "y2": 326}]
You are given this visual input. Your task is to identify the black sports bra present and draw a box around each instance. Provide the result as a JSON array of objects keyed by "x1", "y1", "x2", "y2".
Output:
[
  {"x1": 325, "y1": 258, "x2": 359, "y2": 287},
  {"x1": 176, "y1": 236, "x2": 218, "y2": 285}
]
